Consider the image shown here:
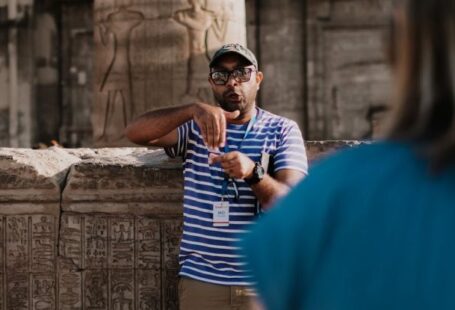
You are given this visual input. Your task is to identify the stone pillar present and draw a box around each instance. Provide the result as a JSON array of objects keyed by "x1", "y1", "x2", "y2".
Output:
[
  {"x1": 306, "y1": 0, "x2": 393, "y2": 140},
  {"x1": 257, "y1": 0, "x2": 306, "y2": 130},
  {"x1": 92, "y1": 0, "x2": 247, "y2": 147}
]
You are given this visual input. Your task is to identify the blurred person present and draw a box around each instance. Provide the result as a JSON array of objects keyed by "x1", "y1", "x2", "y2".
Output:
[
  {"x1": 126, "y1": 43, "x2": 308, "y2": 309},
  {"x1": 242, "y1": 0, "x2": 455, "y2": 309}
]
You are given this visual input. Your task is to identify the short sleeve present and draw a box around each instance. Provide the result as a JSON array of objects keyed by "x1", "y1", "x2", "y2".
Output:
[
  {"x1": 164, "y1": 121, "x2": 191, "y2": 158},
  {"x1": 273, "y1": 121, "x2": 308, "y2": 175}
]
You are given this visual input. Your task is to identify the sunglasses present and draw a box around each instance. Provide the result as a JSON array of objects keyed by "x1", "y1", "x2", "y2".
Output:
[{"x1": 209, "y1": 67, "x2": 256, "y2": 85}]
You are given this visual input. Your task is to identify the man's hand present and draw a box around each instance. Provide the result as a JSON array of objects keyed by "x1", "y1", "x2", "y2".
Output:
[
  {"x1": 209, "y1": 151, "x2": 255, "y2": 179},
  {"x1": 193, "y1": 103, "x2": 240, "y2": 149}
]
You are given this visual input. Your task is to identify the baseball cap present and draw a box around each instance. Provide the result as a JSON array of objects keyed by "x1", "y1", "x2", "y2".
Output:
[{"x1": 209, "y1": 43, "x2": 258, "y2": 69}]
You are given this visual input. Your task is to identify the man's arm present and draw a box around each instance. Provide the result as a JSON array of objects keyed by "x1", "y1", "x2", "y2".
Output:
[
  {"x1": 125, "y1": 103, "x2": 239, "y2": 147},
  {"x1": 125, "y1": 104, "x2": 193, "y2": 146},
  {"x1": 210, "y1": 151, "x2": 305, "y2": 209},
  {"x1": 250, "y1": 169, "x2": 304, "y2": 209}
]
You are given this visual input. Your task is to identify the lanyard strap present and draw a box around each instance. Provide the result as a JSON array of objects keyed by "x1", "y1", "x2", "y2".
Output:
[
  {"x1": 220, "y1": 111, "x2": 258, "y2": 199},
  {"x1": 222, "y1": 112, "x2": 257, "y2": 154}
]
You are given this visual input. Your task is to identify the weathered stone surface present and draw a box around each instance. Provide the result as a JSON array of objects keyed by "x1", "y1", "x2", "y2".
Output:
[
  {"x1": 257, "y1": 0, "x2": 306, "y2": 128},
  {"x1": 58, "y1": 213, "x2": 177, "y2": 310},
  {"x1": 63, "y1": 148, "x2": 183, "y2": 215},
  {"x1": 0, "y1": 141, "x2": 365, "y2": 309},
  {"x1": 4, "y1": 214, "x2": 58, "y2": 310},
  {"x1": 60, "y1": 2, "x2": 94, "y2": 147},
  {"x1": 92, "y1": 0, "x2": 247, "y2": 146},
  {"x1": 306, "y1": 0, "x2": 393, "y2": 140},
  {"x1": 0, "y1": 147, "x2": 80, "y2": 212}
]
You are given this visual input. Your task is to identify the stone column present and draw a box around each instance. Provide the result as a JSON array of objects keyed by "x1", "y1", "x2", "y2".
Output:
[
  {"x1": 92, "y1": 0, "x2": 247, "y2": 147},
  {"x1": 257, "y1": 0, "x2": 306, "y2": 130}
]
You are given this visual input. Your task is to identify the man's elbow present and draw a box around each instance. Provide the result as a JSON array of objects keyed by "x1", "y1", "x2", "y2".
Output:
[{"x1": 124, "y1": 124, "x2": 146, "y2": 145}]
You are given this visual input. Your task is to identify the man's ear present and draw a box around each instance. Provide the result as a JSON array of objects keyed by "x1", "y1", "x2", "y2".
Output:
[{"x1": 256, "y1": 71, "x2": 264, "y2": 88}]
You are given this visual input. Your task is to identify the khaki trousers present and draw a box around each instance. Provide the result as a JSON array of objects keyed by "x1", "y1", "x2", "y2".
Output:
[{"x1": 178, "y1": 277, "x2": 255, "y2": 310}]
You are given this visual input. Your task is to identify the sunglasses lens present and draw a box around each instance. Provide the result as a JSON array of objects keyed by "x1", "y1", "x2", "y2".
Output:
[
  {"x1": 211, "y1": 72, "x2": 228, "y2": 85},
  {"x1": 210, "y1": 68, "x2": 254, "y2": 85},
  {"x1": 233, "y1": 68, "x2": 252, "y2": 82}
]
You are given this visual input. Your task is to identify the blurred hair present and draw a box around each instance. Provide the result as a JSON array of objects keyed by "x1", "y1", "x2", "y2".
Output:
[{"x1": 387, "y1": 0, "x2": 455, "y2": 169}]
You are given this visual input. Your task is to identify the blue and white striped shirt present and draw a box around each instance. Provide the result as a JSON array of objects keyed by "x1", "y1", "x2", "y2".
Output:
[{"x1": 165, "y1": 108, "x2": 308, "y2": 286}]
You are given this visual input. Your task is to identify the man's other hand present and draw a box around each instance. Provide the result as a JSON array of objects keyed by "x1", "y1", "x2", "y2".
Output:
[{"x1": 209, "y1": 151, "x2": 255, "y2": 180}]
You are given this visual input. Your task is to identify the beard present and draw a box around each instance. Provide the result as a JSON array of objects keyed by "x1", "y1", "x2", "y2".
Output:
[{"x1": 214, "y1": 90, "x2": 255, "y2": 119}]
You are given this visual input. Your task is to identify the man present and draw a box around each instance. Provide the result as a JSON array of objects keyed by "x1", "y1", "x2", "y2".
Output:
[{"x1": 126, "y1": 43, "x2": 308, "y2": 309}]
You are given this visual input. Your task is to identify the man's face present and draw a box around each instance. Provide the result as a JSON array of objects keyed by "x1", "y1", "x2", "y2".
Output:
[{"x1": 209, "y1": 53, "x2": 263, "y2": 119}]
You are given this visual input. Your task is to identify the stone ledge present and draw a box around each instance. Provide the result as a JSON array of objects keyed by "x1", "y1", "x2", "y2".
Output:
[
  {"x1": 0, "y1": 141, "x2": 367, "y2": 310},
  {"x1": 0, "y1": 148, "x2": 80, "y2": 216},
  {"x1": 62, "y1": 148, "x2": 183, "y2": 215}
]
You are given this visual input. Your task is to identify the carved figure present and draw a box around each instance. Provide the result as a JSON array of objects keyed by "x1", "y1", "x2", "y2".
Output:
[
  {"x1": 86, "y1": 274, "x2": 106, "y2": 308},
  {"x1": 34, "y1": 216, "x2": 53, "y2": 233},
  {"x1": 98, "y1": 7, "x2": 144, "y2": 142},
  {"x1": 174, "y1": 0, "x2": 228, "y2": 101},
  {"x1": 112, "y1": 283, "x2": 132, "y2": 310}
]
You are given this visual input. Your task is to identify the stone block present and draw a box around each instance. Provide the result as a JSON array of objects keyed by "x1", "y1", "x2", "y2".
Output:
[
  {"x1": 58, "y1": 212, "x2": 179, "y2": 310},
  {"x1": 62, "y1": 148, "x2": 183, "y2": 216},
  {"x1": 0, "y1": 147, "x2": 80, "y2": 214}
]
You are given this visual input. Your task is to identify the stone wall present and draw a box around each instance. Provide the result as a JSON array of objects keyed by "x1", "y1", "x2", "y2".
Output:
[{"x1": 0, "y1": 141, "x2": 362, "y2": 309}]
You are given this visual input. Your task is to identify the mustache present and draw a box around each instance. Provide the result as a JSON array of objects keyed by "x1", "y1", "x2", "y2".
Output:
[{"x1": 224, "y1": 90, "x2": 241, "y2": 96}]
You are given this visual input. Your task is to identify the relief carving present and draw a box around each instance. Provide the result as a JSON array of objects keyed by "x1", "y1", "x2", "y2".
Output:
[
  {"x1": 137, "y1": 270, "x2": 160, "y2": 310},
  {"x1": 60, "y1": 215, "x2": 82, "y2": 269},
  {"x1": 85, "y1": 270, "x2": 108, "y2": 309},
  {"x1": 163, "y1": 269, "x2": 179, "y2": 310},
  {"x1": 7, "y1": 273, "x2": 29, "y2": 309},
  {"x1": 162, "y1": 220, "x2": 182, "y2": 269},
  {"x1": 162, "y1": 220, "x2": 182, "y2": 310},
  {"x1": 97, "y1": 7, "x2": 144, "y2": 143},
  {"x1": 111, "y1": 270, "x2": 133, "y2": 310},
  {"x1": 59, "y1": 272, "x2": 81, "y2": 309},
  {"x1": 136, "y1": 218, "x2": 160, "y2": 269},
  {"x1": 174, "y1": 0, "x2": 229, "y2": 102},
  {"x1": 111, "y1": 219, "x2": 134, "y2": 268},
  {"x1": 32, "y1": 274, "x2": 55, "y2": 310},
  {"x1": 93, "y1": 0, "x2": 246, "y2": 146},
  {"x1": 7, "y1": 216, "x2": 28, "y2": 272},
  {"x1": 0, "y1": 218, "x2": 4, "y2": 268},
  {"x1": 85, "y1": 216, "x2": 108, "y2": 269},
  {"x1": 32, "y1": 216, "x2": 55, "y2": 273}
]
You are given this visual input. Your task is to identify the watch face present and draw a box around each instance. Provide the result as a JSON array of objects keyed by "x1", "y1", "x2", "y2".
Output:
[
  {"x1": 256, "y1": 163, "x2": 265, "y2": 179},
  {"x1": 245, "y1": 163, "x2": 265, "y2": 185}
]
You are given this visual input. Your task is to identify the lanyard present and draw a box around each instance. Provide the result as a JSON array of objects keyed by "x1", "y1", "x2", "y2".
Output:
[
  {"x1": 220, "y1": 112, "x2": 258, "y2": 200},
  {"x1": 222, "y1": 112, "x2": 257, "y2": 154}
]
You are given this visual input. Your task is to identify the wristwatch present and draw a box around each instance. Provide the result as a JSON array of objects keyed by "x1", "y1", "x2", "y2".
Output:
[{"x1": 244, "y1": 162, "x2": 265, "y2": 185}]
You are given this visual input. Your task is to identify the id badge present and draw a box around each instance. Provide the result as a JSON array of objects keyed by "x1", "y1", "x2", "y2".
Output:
[{"x1": 213, "y1": 201, "x2": 230, "y2": 227}]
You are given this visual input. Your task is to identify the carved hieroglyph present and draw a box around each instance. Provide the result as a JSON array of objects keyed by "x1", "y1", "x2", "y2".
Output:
[
  {"x1": 93, "y1": 0, "x2": 246, "y2": 146},
  {"x1": 58, "y1": 214, "x2": 182, "y2": 310}
]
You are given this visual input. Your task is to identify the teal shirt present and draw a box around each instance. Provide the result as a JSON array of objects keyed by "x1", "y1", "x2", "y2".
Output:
[{"x1": 242, "y1": 142, "x2": 455, "y2": 310}]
